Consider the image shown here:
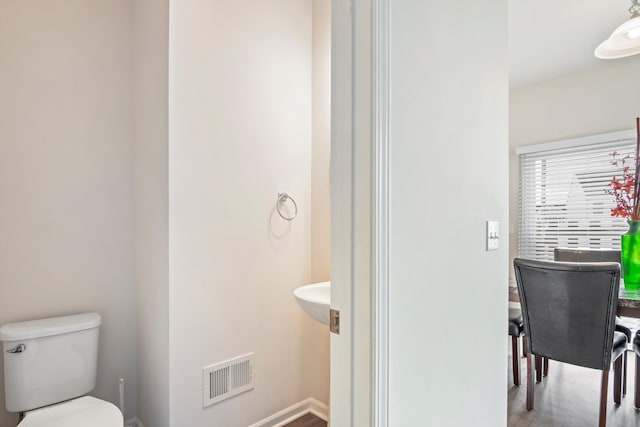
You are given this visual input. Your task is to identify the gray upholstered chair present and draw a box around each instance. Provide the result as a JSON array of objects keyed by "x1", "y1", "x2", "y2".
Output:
[
  {"x1": 509, "y1": 308, "x2": 524, "y2": 386},
  {"x1": 631, "y1": 330, "x2": 640, "y2": 409},
  {"x1": 553, "y1": 247, "x2": 622, "y2": 263},
  {"x1": 514, "y1": 258, "x2": 626, "y2": 427},
  {"x1": 554, "y1": 247, "x2": 633, "y2": 395}
]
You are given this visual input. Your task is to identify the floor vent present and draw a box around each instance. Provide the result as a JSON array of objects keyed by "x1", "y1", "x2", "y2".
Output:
[{"x1": 203, "y1": 353, "x2": 255, "y2": 407}]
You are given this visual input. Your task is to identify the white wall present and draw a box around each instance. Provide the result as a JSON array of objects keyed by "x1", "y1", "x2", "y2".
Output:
[
  {"x1": 134, "y1": 0, "x2": 170, "y2": 426},
  {"x1": 509, "y1": 59, "x2": 640, "y2": 275},
  {"x1": 388, "y1": 0, "x2": 509, "y2": 425},
  {"x1": 0, "y1": 2, "x2": 329, "y2": 425},
  {"x1": 168, "y1": 1, "x2": 328, "y2": 425},
  {"x1": 0, "y1": 0, "x2": 138, "y2": 424}
]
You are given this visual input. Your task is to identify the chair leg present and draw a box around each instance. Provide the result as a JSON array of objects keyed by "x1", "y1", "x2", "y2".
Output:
[
  {"x1": 535, "y1": 355, "x2": 542, "y2": 383},
  {"x1": 614, "y1": 355, "x2": 622, "y2": 405},
  {"x1": 600, "y1": 370, "x2": 609, "y2": 427},
  {"x1": 543, "y1": 357, "x2": 549, "y2": 377},
  {"x1": 511, "y1": 336, "x2": 520, "y2": 386},
  {"x1": 635, "y1": 354, "x2": 640, "y2": 409},
  {"x1": 526, "y1": 353, "x2": 534, "y2": 410},
  {"x1": 522, "y1": 337, "x2": 528, "y2": 357},
  {"x1": 623, "y1": 351, "x2": 627, "y2": 396}
]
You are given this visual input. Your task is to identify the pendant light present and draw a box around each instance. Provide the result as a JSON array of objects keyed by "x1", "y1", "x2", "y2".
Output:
[{"x1": 595, "y1": 0, "x2": 640, "y2": 58}]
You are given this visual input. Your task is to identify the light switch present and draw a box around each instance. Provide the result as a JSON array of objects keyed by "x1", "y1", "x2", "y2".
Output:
[{"x1": 487, "y1": 220, "x2": 499, "y2": 251}]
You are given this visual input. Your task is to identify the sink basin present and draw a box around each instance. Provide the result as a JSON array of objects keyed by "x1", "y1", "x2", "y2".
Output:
[{"x1": 294, "y1": 281, "x2": 330, "y2": 325}]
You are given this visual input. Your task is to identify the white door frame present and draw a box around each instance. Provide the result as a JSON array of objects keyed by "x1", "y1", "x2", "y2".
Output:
[
  {"x1": 372, "y1": 0, "x2": 389, "y2": 425},
  {"x1": 330, "y1": 0, "x2": 389, "y2": 425},
  {"x1": 329, "y1": 0, "x2": 355, "y2": 423}
]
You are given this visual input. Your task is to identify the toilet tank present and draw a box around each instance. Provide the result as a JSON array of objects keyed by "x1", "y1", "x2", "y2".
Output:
[{"x1": 0, "y1": 313, "x2": 101, "y2": 412}]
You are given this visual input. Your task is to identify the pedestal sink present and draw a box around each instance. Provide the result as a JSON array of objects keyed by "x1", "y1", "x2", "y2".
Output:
[{"x1": 294, "y1": 281, "x2": 330, "y2": 325}]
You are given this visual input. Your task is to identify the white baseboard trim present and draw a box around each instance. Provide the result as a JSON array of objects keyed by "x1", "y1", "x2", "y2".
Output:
[
  {"x1": 125, "y1": 417, "x2": 145, "y2": 427},
  {"x1": 248, "y1": 397, "x2": 329, "y2": 427}
]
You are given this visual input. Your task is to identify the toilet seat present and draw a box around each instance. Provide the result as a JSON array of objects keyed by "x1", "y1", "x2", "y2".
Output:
[{"x1": 19, "y1": 396, "x2": 123, "y2": 427}]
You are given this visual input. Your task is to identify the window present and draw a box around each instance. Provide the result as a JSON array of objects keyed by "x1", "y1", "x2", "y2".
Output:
[{"x1": 518, "y1": 130, "x2": 636, "y2": 261}]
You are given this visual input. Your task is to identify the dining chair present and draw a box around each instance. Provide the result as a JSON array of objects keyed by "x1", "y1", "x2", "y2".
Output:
[
  {"x1": 632, "y1": 330, "x2": 640, "y2": 408},
  {"x1": 509, "y1": 308, "x2": 524, "y2": 386},
  {"x1": 513, "y1": 258, "x2": 626, "y2": 427},
  {"x1": 554, "y1": 247, "x2": 633, "y2": 395}
]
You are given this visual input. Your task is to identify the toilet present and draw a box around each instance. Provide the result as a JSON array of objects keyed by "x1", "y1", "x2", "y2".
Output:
[{"x1": 0, "y1": 313, "x2": 123, "y2": 426}]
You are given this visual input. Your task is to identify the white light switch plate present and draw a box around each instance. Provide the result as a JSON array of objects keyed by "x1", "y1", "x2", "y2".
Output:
[{"x1": 487, "y1": 220, "x2": 499, "y2": 251}]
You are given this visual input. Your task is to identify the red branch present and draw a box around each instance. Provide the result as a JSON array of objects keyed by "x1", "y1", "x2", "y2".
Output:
[
  {"x1": 607, "y1": 118, "x2": 640, "y2": 221},
  {"x1": 634, "y1": 117, "x2": 640, "y2": 220}
]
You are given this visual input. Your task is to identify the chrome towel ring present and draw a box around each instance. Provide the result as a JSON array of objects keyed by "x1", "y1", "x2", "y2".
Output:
[{"x1": 277, "y1": 192, "x2": 298, "y2": 221}]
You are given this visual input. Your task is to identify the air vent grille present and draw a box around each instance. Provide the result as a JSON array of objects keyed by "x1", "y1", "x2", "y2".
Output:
[{"x1": 203, "y1": 353, "x2": 255, "y2": 407}]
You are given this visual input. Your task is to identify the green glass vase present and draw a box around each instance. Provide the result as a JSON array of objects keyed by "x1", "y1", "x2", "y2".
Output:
[{"x1": 622, "y1": 220, "x2": 640, "y2": 291}]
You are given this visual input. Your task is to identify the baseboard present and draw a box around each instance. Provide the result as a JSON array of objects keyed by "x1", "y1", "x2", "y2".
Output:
[
  {"x1": 125, "y1": 417, "x2": 145, "y2": 427},
  {"x1": 248, "y1": 397, "x2": 329, "y2": 427}
]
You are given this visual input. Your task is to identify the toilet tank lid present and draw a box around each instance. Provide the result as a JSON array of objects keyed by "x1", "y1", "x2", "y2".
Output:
[{"x1": 0, "y1": 313, "x2": 101, "y2": 341}]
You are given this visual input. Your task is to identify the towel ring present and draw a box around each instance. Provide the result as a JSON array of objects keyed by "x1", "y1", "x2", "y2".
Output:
[{"x1": 277, "y1": 192, "x2": 298, "y2": 221}]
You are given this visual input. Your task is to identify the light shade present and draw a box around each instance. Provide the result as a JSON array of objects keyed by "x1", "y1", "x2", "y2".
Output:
[{"x1": 595, "y1": 15, "x2": 640, "y2": 59}]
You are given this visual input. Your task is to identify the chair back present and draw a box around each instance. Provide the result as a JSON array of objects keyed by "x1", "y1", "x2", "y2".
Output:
[
  {"x1": 554, "y1": 247, "x2": 621, "y2": 264},
  {"x1": 513, "y1": 258, "x2": 620, "y2": 370}
]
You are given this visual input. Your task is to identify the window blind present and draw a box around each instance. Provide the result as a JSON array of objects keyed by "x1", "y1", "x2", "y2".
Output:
[{"x1": 519, "y1": 137, "x2": 636, "y2": 261}]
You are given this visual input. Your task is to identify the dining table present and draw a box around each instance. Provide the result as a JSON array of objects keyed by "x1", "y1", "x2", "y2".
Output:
[{"x1": 617, "y1": 285, "x2": 640, "y2": 318}]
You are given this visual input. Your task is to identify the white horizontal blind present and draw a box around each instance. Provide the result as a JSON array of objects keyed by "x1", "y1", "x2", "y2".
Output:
[{"x1": 519, "y1": 137, "x2": 636, "y2": 260}]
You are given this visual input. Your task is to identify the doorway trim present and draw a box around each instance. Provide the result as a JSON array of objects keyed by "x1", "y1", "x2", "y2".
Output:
[
  {"x1": 330, "y1": 0, "x2": 389, "y2": 425},
  {"x1": 329, "y1": 0, "x2": 356, "y2": 424},
  {"x1": 373, "y1": 0, "x2": 389, "y2": 425}
]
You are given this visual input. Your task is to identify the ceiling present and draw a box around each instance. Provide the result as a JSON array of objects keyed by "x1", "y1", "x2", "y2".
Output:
[{"x1": 509, "y1": 0, "x2": 635, "y2": 88}]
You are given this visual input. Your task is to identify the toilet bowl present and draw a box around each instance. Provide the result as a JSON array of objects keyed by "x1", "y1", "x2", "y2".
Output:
[{"x1": 0, "y1": 313, "x2": 123, "y2": 426}]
